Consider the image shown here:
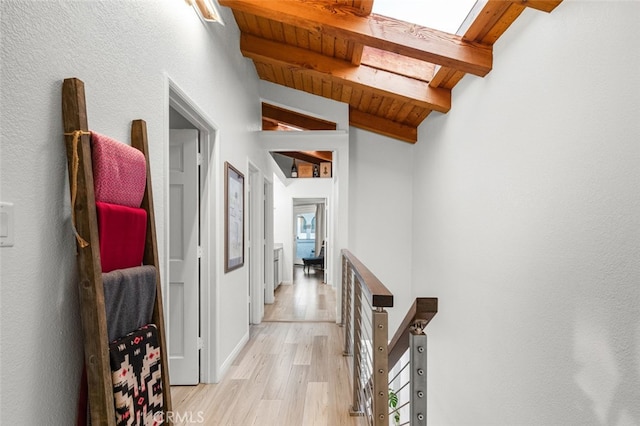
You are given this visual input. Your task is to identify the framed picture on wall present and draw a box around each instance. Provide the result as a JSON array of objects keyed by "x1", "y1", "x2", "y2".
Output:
[
  {"x1": 225, "y1": 161, "x2": 244, "y2": 272},
  {"x1": 320, "y1": 162, "x2": 332, "y2": 178}
]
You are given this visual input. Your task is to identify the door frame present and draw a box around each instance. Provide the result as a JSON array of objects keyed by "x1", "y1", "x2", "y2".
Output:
[
  {"x1": 263, "y1": 178, "x2": 275, "y2": 304},
  {"x1": 167, "y1": 76, "x2": 218, "y2": 383},
  {"x1": 292, "y1": 203, "x2": 318, "y2": 265},
  {"x1": 247, "y1": 162, "x2": 264, "y2": 324}
]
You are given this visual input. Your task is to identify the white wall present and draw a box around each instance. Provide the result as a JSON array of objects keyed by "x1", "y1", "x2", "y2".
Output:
[
  {"x1": 348, "y1": 128, "x2": 415, "y2": 333},
  {"x1": 412, "y1": 3, "x2": 640, "y2": 425},
  {"x1": 0, "y1": 1, "x2": 263, "y2": 423}
]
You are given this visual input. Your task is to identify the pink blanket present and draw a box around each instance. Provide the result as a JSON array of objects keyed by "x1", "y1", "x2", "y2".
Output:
[{"x1": 91, "y1": 132, "x2": 146, "y2": 208}]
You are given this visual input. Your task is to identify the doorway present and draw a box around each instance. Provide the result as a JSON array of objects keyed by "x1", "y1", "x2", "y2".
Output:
[
  {"x1": 168, "y1": 127, "x2": 199, "y2": 385},
  {"x1": 294, "y1": 205, "x2": 317, "y2": 265},
  {"x1": 293, "y1": 198, "x2": 327, "y2": 279},
  {"x1": 248, "y1": 163, "x2": 264, "y2": 325},
  {"x1": 167, "y1": 80, "x2": 217, "y2": 384}
]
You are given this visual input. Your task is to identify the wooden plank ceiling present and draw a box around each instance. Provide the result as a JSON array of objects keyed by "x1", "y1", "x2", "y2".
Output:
[{"x1": 219, "y1": 0, "x2": 562, "y2": 143}]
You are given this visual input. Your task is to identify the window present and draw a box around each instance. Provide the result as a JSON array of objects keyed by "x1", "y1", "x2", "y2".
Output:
[{"x1": 372, "y1": 0, "x2": 477, "y2": 34}]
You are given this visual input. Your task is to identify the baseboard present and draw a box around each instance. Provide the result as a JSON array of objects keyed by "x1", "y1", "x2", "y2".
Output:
[{"x1": 217, "y1": 330, "x2": 250, "y2": 381}]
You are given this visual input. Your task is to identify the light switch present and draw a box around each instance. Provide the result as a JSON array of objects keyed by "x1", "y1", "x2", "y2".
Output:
[
  {"x1": 0, "y1": 202, "x2": 14, "y2": 247},
  {"x1": 0, "y1": 212, "x2": 8, "y2": 237}
]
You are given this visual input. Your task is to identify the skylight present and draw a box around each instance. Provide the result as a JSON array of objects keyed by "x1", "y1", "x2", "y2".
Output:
[{"x1": 372, "y1": 0, "x2": 477, "y2": 34}]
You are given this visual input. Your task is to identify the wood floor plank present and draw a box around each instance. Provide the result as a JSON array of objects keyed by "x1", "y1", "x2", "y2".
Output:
[
  {"x1": 309, "y1": 334, "x2": 329, "y2": 382},
  {"x1": 302, "y1": 381, "x2": 329, "y2": 426},
  {"x1": 280, "y1": 364, "x2": 311, "y2": 426},
  {"x1": 261, "y1": 344, "x2": 296, "y2": 400},
  {"x1": 284, "y1": 322, "x2": 305, "y2": 344},
  {"x1": 293, "y1": 337, "x2": 314, "y2": 365},
  {"x1": 250, "y1": 399, "x2": 282, "y2": 425}
]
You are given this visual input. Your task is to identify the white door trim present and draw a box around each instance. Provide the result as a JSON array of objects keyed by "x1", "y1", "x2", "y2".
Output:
[
  {"x1": 247, "y1": 162, "x2": 264, "y2": 324},
  {"x1": 166, "y1": 75, "x2": 219, "y2": 383},
  {"x1": 293, "y1": 203, "x2": 317, "y2": 265},
  {"x1": 263, "y1": 178, "x2": 275, "y2": 304}
]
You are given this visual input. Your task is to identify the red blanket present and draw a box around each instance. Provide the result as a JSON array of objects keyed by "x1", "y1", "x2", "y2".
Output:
[{"x1": 96, "y1": 202, "x2": 147, "y2": 273}]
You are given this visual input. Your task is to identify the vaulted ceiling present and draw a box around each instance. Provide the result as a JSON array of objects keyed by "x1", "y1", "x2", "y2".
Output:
[{"x1": 218, "y1": 0, "x2": 562, "y2": 143}]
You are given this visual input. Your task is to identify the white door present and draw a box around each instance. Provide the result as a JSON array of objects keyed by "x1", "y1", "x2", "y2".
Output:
[{"x1": 169, "y1": 129, "x2": 199, "y2": 385}]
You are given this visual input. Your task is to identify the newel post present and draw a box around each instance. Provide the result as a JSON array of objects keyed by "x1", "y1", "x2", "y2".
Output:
[
  {"x1": 410, "y1": 331, "x2": 428, "y2": 426},
  {"x1": 372, "y1": 308, "x2": 389, "y2": 426}
]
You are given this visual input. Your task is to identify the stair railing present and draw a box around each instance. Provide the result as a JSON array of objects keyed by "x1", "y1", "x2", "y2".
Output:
[{"x1": 341, "y1": 249, "x2": 438, "y2": 426}]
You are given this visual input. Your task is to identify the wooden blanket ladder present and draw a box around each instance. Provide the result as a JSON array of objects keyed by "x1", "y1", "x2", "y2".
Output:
[{"x1": 62, "y1": 77, "x2": 172, "y2": 425}]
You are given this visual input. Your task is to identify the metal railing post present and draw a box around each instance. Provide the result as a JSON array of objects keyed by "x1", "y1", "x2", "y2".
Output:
[
  {"x1": 410, "y1": 332, "x2": 428, "y2": 426},
  {"x1": 350, "y1": 278, "x2": 364, "y2": 416},
  {"x1": 343, "y1": 260, "x2": 353, "y2": 356},
  {"x1": 372, "y1": 308, "x2": 388, "y2": 426}
]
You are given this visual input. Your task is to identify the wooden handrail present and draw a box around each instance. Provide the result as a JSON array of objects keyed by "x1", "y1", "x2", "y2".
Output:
[
  {"x1": 388, "y1": 297, "x2": 438, "y2": 368},
  {"x1": 341, "y1": 249, "x2": 393, "y2": 308}
]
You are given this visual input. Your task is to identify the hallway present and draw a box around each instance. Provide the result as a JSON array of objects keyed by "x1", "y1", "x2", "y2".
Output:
[{"x1": 170, "y1": 266, "x2": 364, "y2": 425}]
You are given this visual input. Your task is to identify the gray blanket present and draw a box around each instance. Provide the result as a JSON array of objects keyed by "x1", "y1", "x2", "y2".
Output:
[{"x1": 102, "y1": 265, "x2": 157, "y2": 342}]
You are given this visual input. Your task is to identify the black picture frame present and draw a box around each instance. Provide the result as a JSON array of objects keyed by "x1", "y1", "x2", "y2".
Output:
[{"x1": 224, "y1": 161, "x2": 244, "y2": 272}]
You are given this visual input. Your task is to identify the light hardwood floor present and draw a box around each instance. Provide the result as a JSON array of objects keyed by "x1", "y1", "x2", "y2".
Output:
[
  {"x1": 263, "y1": 266, "x2": 335, "y2": 322},
  {"x1": 171, "y1": 266, "x2": 364, "y2": 425}
]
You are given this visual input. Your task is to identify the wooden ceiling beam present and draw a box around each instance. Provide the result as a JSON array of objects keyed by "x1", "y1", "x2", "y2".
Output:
[
  {"x1": 353, "y1": 0, "x2": 374, "y2": 15},
  {"x1": 350, "y1": 44, "x2": 365, "y2": 66},
  {"x1": 429, "y1": 66, "x2": 466, "y2": 90},
  {"x1": 462, "y1": 1, "x2": 527, "y2": 44},
  {"x1": 361, "y1": 46, "x2": 435, "y2": 83},
  {"x1": 219, "y1": 0, "x2": 493, "y2": 76},
  {"x1": 463, "y1": 1, "x2": 513, "y2": 42},
  {"x1": 262, "y1": 118, "x2": 281, "y2": 130},
  {"x1": 241, "y1": 33, "x2": 451, "y2": 113},
  {"x1": 348, "y1": 0, "x2": 374, "y2": 65},
  {"x1": 303, "y1": 150, "x2": 333, "y2": 162},
  {"x1": 462, "y1": 0, "x2": 561, "y2": 43},
  {"x1": 515, "y1": 0, "x2": 563, "y2": 13},
  {"x1": 349, "y1": 108, "x2": 418, "y2": 144},
  {"x1": 277, "y1": 151, "x2": 333, "y2": 164},
  {"x1": 262, "y1": 102, "x2": 337, "y2": 130}
]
